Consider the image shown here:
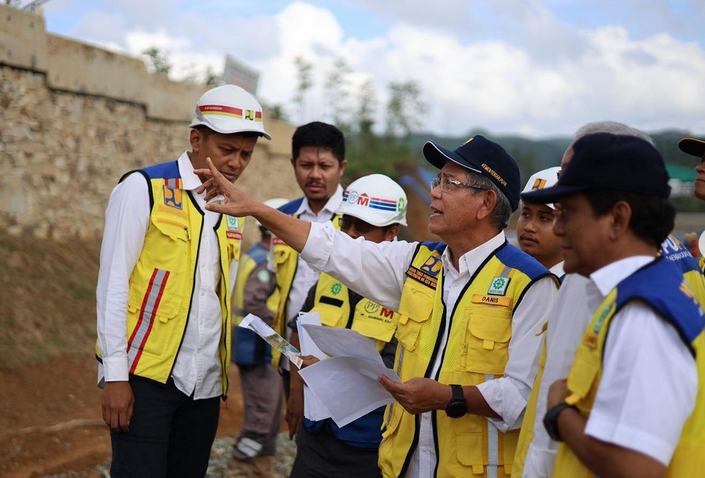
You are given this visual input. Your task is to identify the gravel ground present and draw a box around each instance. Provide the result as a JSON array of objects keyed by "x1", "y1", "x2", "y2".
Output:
[{"x1": 41, "y1": 433, "x2": 296, "y2": 478}]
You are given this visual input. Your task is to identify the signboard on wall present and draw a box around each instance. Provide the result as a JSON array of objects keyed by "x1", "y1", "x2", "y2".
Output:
[{"x1": 223, "y1": 55, "x2": 260, "y2": 94}]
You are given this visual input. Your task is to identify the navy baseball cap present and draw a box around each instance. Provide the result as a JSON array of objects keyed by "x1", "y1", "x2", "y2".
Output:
[
  {"x1": 522, "y1": 132, "x2": 671, "y2": 204},
  {"x1": 678, "y1": 137, "x2": 705, "y2": 160},
  {"x1": 423, "y1": 135, "x2": 521, "y2": 211}
]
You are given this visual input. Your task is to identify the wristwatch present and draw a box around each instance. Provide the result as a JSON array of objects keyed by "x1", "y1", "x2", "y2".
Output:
[
  {"x1": 543, "y1": 402, "x2": 578, "y2": 442},
  {"x1": 445, "y1": 384, "x2": 468, "y2": 418}
]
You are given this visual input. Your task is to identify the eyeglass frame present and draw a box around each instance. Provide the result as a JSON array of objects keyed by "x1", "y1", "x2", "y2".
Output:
[{"x1": 430, "y1": 176, "x2": 489, "y2": 193}]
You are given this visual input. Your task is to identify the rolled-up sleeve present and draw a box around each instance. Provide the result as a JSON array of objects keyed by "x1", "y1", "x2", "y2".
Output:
[
  {"x1": 476, "y1": 276, "x2": 558, "y2": 431},
  {"x1": 300, "y1": 222, "x2": 416, "y2": 310}
]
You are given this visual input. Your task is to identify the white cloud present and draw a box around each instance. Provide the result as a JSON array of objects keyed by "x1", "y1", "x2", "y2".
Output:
[{"x1": 42, "y1": 0, "x2": 705, "y2": 137}]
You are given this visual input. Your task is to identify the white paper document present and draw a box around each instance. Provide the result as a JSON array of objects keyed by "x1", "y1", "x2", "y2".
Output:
[
  {"x1": 296, "y1": 312, "x2": 332, "y2": 422},
  {"x1": 297, "y1": 324, "x2": 401, "y2": 428},
  {"x1": 238, "y1": 314, "x2": 303, "y2": 369}
]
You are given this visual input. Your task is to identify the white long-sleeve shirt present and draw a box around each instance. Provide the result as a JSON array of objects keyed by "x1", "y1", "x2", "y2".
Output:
[
  {"x1": 301, "y1": 223, "x2": 558, "y2": 478},
  {"x1": 96, "y1": 152, "x2": 239, "y2": 400},
  {"x1": 523, "y1": 257, "x2": 698, "y2": 476}
]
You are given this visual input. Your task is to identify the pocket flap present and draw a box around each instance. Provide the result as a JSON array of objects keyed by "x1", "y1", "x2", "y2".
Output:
[
  {"x1": 468, "y1": 308, "x2": 512, "y2": 343},
  {"x1": 313, "y1": 302, "x2": 346, "y2": 328},
  {"x1": 398, "y1": 285, "x2": 434, "y2": 324},
  {"x1": 457, "y1": 432, "x2": 484, "y2": 468},
  {"x1": 152, "y1": 216, "x2": 189, "y2": 241}
]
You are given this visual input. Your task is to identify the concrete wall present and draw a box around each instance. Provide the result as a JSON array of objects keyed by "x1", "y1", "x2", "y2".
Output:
[{"x1": 0, "y1": 4, "x2": 300, "y2": 242}]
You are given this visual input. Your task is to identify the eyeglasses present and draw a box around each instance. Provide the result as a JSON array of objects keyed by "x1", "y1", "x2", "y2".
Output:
[
  {"x1": 338, "y1": 216, "x2": 375, "y2": 233},
  {"x1": 430, "y1": 177, "x2": 489, "y2": 193}
]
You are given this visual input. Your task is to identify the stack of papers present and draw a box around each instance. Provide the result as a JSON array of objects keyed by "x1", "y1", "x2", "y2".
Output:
[{"x1": 238, "y1": 313, "x2": 401, "y2": 428}]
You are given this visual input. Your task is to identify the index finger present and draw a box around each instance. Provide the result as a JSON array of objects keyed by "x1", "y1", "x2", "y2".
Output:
[{"x1": 206, "y1": 157, "x2": 230, "y2": 188}]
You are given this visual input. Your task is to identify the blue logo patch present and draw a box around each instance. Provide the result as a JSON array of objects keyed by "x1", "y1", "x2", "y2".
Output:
[
  {"x1": 420, "y1": 255, "x2": 442, "y2": 276},
  {"x1": 163, "y1": 185, "x2": 182, "y2": 209}
]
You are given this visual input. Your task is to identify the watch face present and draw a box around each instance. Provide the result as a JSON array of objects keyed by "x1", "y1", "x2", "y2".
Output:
[{"x1": 445, "y1": 401, "x2": 468, "y2": 418}]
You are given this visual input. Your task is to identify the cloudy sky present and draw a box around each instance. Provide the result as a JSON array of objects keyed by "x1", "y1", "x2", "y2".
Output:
[{"x1": 41, "y1": 0, "x2": 705, "y2": 138}]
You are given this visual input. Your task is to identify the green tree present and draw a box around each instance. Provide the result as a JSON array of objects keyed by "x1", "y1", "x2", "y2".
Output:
[
  {"x1": 355, "y1": 79, "x2": 377, "y2": 158},
  {"x1": 293, "y1": 56, "x2": 313, "y2": 123},
  {"x1": 386, "y1": 80, "x2": 425, "y2": 138},
  {"x1": 324, "y1": 58, "x2": 352, "y2": 130},
  {"x1": 205, "y1": 67, "x2": 224, "y2": 87},
  {"x1": 142, "y1": 47, "x2": 171, "y2": 76}
]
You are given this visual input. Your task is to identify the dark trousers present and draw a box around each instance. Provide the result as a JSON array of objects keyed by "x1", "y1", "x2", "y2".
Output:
[
  {"x1": 289, "y1": 425, "x2": 382, "y2": 478},
  {"x1": 109, "y1": 377, "x2": 220, "y2": 478}
]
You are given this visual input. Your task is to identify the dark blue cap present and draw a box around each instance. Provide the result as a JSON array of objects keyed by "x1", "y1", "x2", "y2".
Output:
[
  {"x1": 522, "y1": 132, "x2": 671, "y2": 203},
  {"x1": 423, "y1": 135, "x2": 521, "y2": 211}
]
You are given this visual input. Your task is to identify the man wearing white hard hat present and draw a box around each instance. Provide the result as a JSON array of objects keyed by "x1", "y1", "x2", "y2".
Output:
[
  {"x1": 287, "y1": 175, "x2": 407, "y2": 478},
  {"x1": 95, "y1": 84, "x2": 271, "y2": 478},
  {"x1": 516, "y1": 167, "x2": 564, "y2": 277},
  {"x1": 230, "y1": 198, "x2": 288, "y2": 478}
]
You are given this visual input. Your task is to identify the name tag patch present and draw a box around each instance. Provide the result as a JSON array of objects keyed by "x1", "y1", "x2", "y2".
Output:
[{"x1": 471, "y1": 294, "x2": 512, "y2": 307}]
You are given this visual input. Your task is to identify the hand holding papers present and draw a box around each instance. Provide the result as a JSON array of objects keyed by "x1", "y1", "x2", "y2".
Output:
[
  {"x1": 297, "y1": 321, "x2": 402, "y2": 428},
  {"x1": 238, "y1": 314, "x2": 303, "y2": 369}
]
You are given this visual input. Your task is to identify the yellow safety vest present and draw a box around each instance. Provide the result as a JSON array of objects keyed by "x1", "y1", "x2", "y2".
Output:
[
  {"x1": 310, "y1": 273, "x2": 401, "y2": 352},
  {"x1": 512, "y1": 235, "x2": 705, "y2": 478},
  {"x1": 553, "y1": 258, "x2": 705, "y2": 478},
  {"x1": 95, "y1": 162, "x2": 243, "y2": 397},
  {"x1": 379, "y1": 241, "x2": 556, "y2": 478},
  {"x1": 270, "y1": 203, "x2": 341, "y2": 367}
]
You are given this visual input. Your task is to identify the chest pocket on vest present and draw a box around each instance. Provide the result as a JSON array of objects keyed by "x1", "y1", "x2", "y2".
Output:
[
  {"x1": 461, "y1": 305, "x2": 512, "y2": 375},
  {"x1": 312, "y1": 298, "x2": 347, "y2": 329},
  {"x1": 353, "y1": 303, "x2": 398, "y2": 345},
  {"x1": 396, "y1": 286, "x2": 434, "y2": 351}
]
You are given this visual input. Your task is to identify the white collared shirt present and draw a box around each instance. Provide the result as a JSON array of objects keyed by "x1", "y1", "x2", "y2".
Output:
[
  {"x1": 523, "y1": 256, "x2": 698, "y2": 476},
  {"x1": 96, "y1": 152, "x2": 239, "y2": 399},
  {"x1": 301, "y1": 224, "x2": 557, "y2": 477},
  {"x1": 549, "y1": 261, "x2": 564, "y2": 278},
  {"x1": 582, "y1": 256, "x2": 697, "y2": 466},
  {"x1": 279, "y1": 185, "x2": 343, "y2": 371}
]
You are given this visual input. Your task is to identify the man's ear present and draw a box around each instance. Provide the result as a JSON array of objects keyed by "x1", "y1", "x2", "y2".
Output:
[
  {"x1": 476, "y1": 189, "x2": 497, "y2": 221},
  {"x1": 190, "y1": 128, "x2": 202, "y2": 153},
  {"x1": 610, "y1": 201, "x2": 632, "y2": 241},
  {"x1": 290, "y1": 157, "x2": 296, "y2": 169},
  {"x1": 385, "y1": 225, "x2": 400, "y2": 241},
  {"x1": 338, "y1": 159, "x2": 348, "y2": 177}
]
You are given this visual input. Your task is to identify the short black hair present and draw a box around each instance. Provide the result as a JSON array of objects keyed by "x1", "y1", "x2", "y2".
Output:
[
  {"x1": 292, "y1": 121, "x2": 345, "y2": 163},
  {"x1": 584, "y1": 190, "x2": 675, "y2": 248}
]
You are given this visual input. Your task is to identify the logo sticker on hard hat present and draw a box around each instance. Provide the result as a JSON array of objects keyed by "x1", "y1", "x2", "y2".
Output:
[
  {"x1": 397, "y1": 197, "x2": 406, "y2": 213},
  {"x1": 346, "y1": 191, "x2": 359, "y2": 205},
  {"x1": 488, "y1": 277, "x2": 510, "y2": 296}
]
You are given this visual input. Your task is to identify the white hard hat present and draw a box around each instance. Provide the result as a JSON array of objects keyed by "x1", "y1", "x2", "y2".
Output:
[
  {"x1": 256, "y1": 198, "x2": 289, "y2": 227},
  {"x1": 338, "y1": 174, "x2": 407, "y2": 227},
  {"x1": 189, "y1": 85, "x2": 272, "y2": 140},
  {"x1": 521, "y1": 166, "x2": 561, "y2": 209}
]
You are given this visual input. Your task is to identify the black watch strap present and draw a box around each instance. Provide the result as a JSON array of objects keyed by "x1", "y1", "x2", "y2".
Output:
[
  {"x1": 445, "y1": 384, "x2": 468, "y2": 418},
  {"x1": 543, "y1": 402, "x2": 578, "y2": 442}
]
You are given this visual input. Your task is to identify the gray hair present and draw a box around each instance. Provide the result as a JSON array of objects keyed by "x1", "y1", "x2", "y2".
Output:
[
  {"x1": 573, "y1": 121, "x2": 655, "y2": 146},
  {"x1": 466, "y1": 171, "x2": 513, "y2": 230}
]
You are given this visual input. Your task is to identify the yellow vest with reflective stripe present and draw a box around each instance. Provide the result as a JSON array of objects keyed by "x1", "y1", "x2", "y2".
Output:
[
  {"x1": 271, "y1": 211, "x2": 341, "y2": 367},
  {"x1": 95, "y1": 165, "x2": 243, "y2": 397},
  {"x1": 553, "y1": 260, "x2": 705, "y2": 478},
  {"x1": 310, "y1": 273, "x2": 400, "y2": 351},
  {"x1": 379, "y1": 241, "x2": 555, "y2": 478}
]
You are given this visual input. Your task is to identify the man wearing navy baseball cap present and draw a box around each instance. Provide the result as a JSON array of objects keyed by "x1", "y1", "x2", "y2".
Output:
[
  {"x1": 195, "y1": 134, "x2": 559, "y2": 477},
  {"x1": 525, "y1": 133, "x2": 705, "y2": 478}
]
